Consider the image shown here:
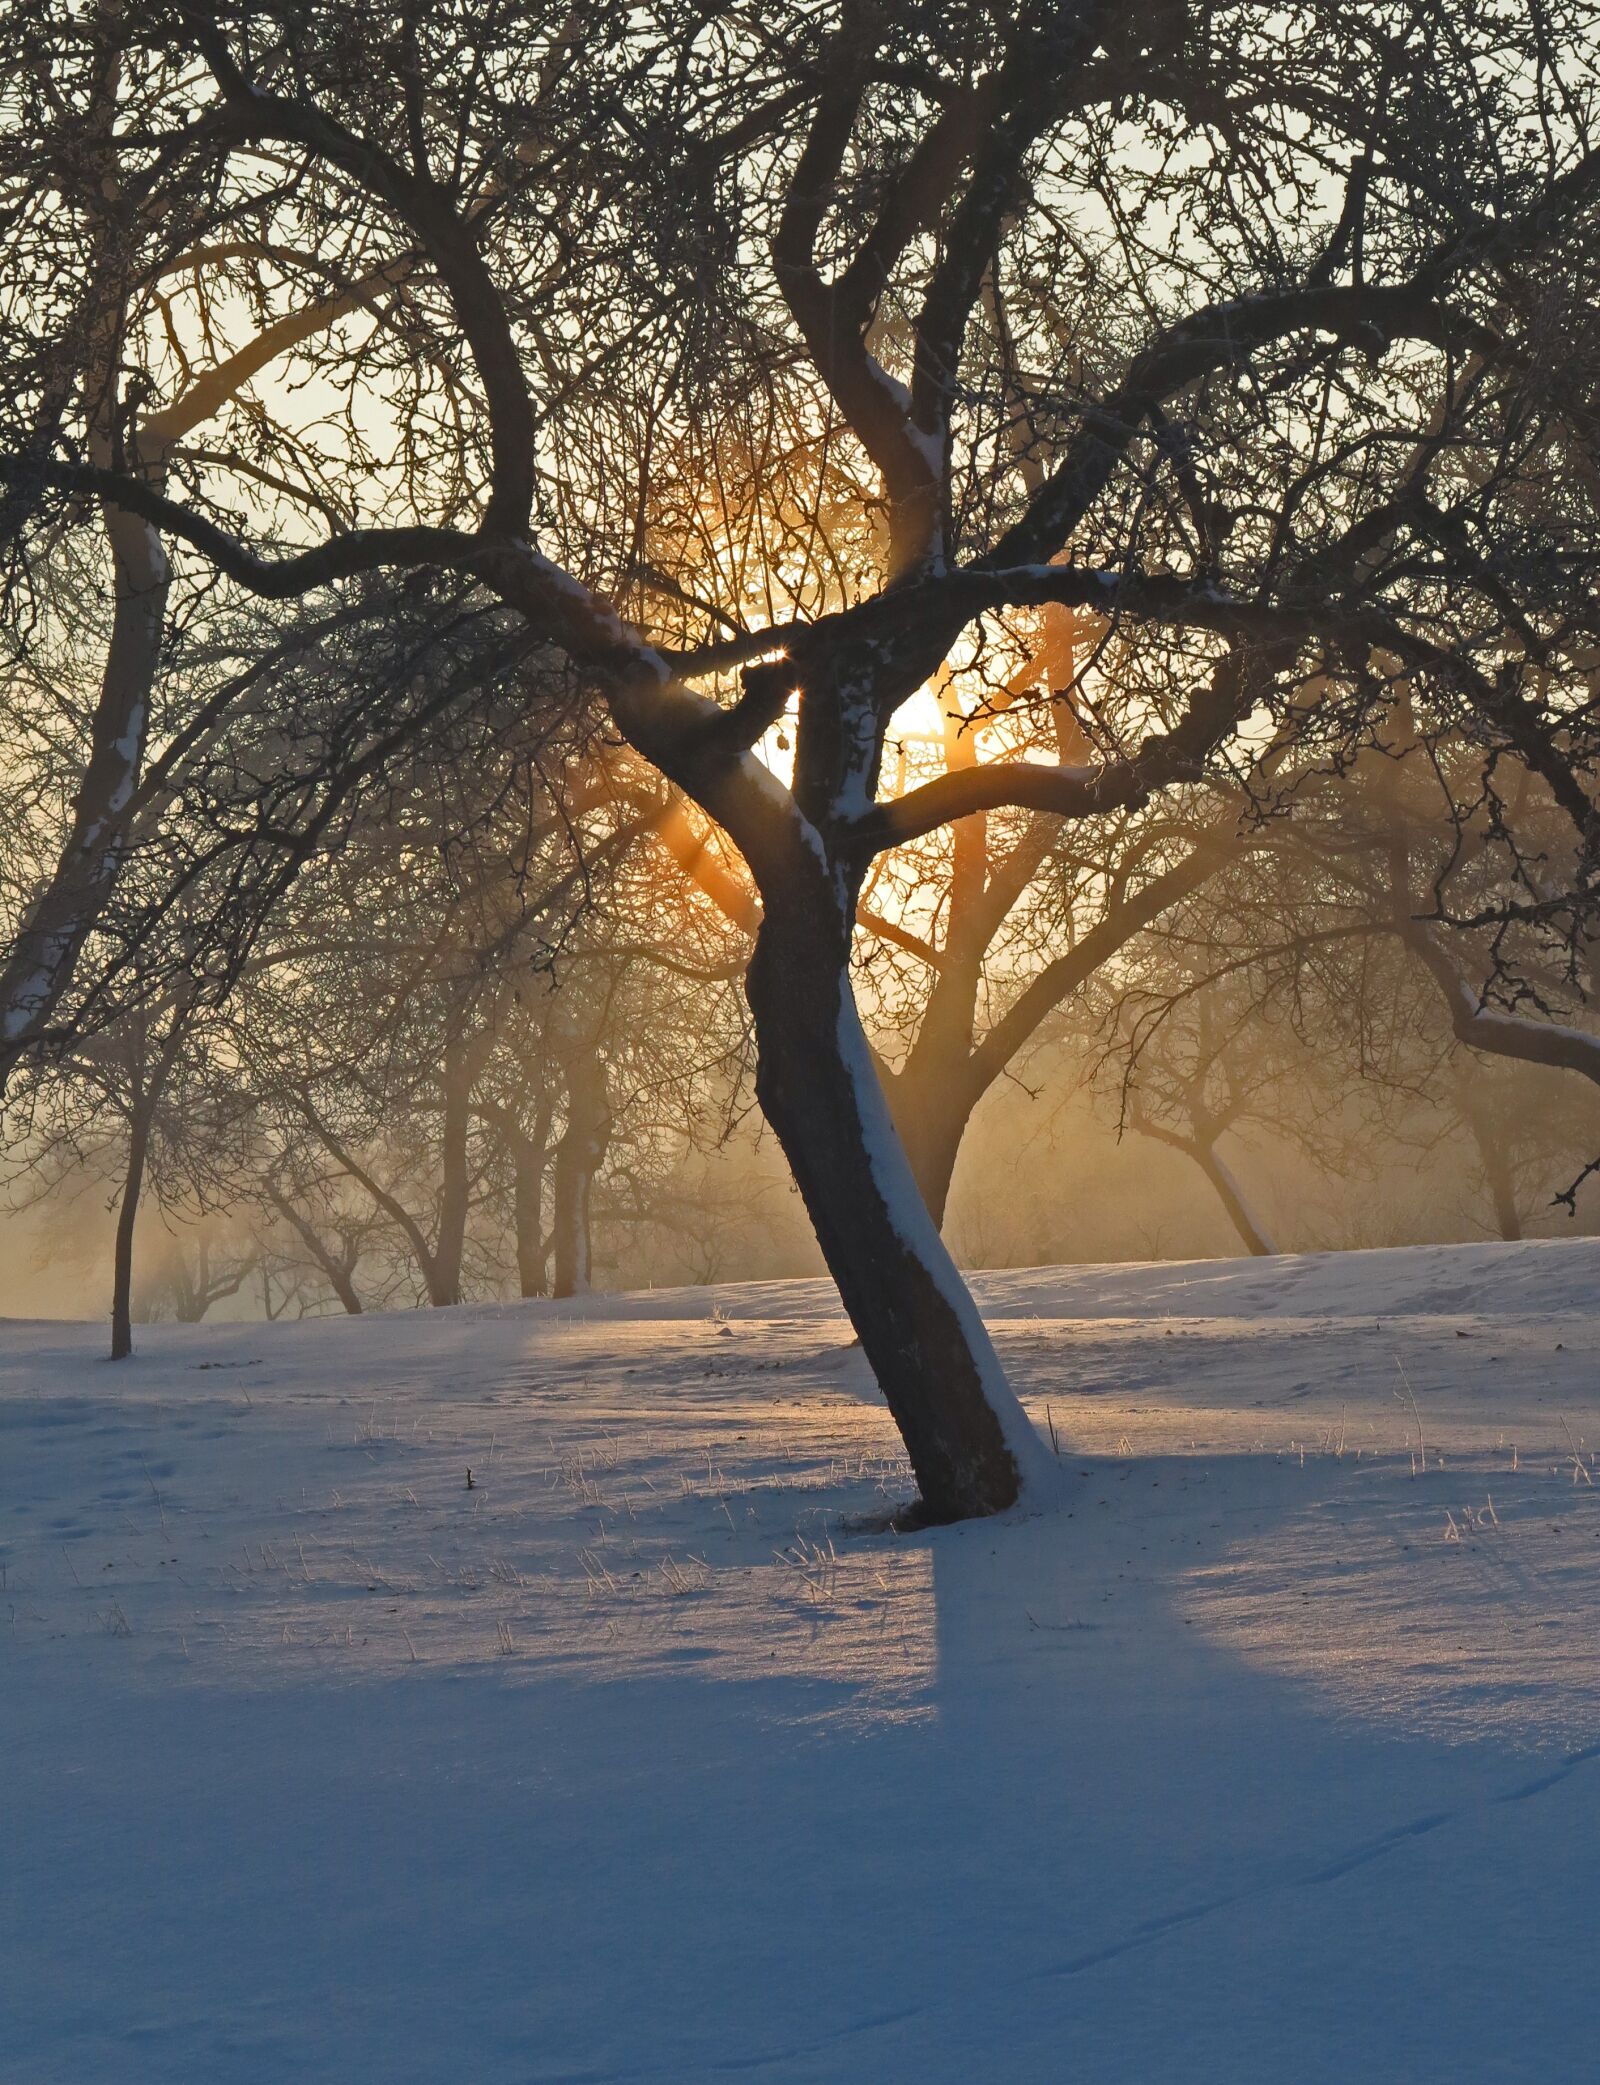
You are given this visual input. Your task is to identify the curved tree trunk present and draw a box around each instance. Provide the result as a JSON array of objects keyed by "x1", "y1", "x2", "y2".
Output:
[
  {"x1": 882, "y1": 701, "x2": 990, "y2": 1227},
  {"x1": 264, "y1": 1188, "x2": 364, "y2": 1314},
  {"x1": 891, "y1": 1064, "x2": 980, "y2": 1230},
  {"x1": 0, "y1": 212, "x2": 415, "y2": 1097},
  {"x1": 327, "y1": 1261, "x2": 365, "y2": 1316},
  {"x1": 0, "y1": 47, "x2": 158, "y2": 1095},
  {"x1": 301, "y1": 1112, "x2": 455, "y2": 1310},
  {"x1": 1404, "y1": 919, "x2": 1600, "y2": 1084},
  {"x1": 886, "y1": 832, "x2": 1238, "y2": 1231},
  {"x1": 746, "y1": 899, "x2": 1055, "y2": 1522},
  {"x1": 1191, "y1": 1140, "x2": 1278, "y2": 1257},
  {"x1": 1, "y1": 500, "x2": 167, "y2": 1091},
  {"x1": 1134, "y1": 1116, "x2": 1277, "y2": 1256}
]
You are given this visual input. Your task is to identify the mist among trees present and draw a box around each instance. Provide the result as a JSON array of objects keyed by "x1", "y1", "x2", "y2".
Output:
[{"x1": 5, "y1": 0, "x2": 1600, "y2": 1520}]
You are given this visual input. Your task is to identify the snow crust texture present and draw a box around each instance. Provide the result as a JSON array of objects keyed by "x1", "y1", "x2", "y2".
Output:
[{"x1": 4, "y1": 1237, "x2": 1600, "y2": 2081}]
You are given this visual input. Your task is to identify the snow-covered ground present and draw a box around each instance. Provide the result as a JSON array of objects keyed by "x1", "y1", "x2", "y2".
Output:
[{"x1": 4, "y1": 1239, "x2": 1599, "y2": 2082}]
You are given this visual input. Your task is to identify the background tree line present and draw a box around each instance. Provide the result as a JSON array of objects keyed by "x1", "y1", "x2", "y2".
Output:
[{"x1": 4, "y1": 0, "x2": 1600, "y2": 1519}]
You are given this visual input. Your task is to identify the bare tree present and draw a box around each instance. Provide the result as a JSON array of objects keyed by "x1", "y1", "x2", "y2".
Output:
[{"x1": 7, "y1": 1, "x2": 1600, "y2": 1516}]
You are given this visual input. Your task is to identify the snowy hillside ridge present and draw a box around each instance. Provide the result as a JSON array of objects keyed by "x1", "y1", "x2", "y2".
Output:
[
  {"x1": 6, "y1": 1235, "x2": 1600, "y2": 2082},
  {"x1": 7, "y1": 1229, "x2": 1594, "y2": 1345}
]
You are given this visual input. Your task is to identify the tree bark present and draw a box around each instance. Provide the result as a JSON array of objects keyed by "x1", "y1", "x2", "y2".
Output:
[
  {"x1": 430, "y1": 1027, "x2": 473, "y2": 1307},
  {"x1": 551, "y1": 1055, "x2": 610, "y2": 1298},
  {"x1": 109, "y1": 1102, "x2": 153, "y2": 1361},
  {"x1": 302, "y1": 1113, "x2": 460, "y2": 1309},
  {"x1": 1131, "y1": 1112, "x2": 1277, "y2": 1256},
  {"x1": 1455, "y1": 1082, "x2": 1523, "y2": 1241},
  {"x1": 511, "y1": 1120, "x2": 551, "y2": 1298},
  {"x1": 886, "y1": 829, "x2": 1238, "y2": 1229},
  {"x1": 326, "y1": 1259, "x2": 365, "y2": 1316},
  {"x1": 108, "y1": 1011, "x2": 187, "y2": 1361},
  {"x1": 1192, "y1": 1140, "x2": 1278, "y2": 1257},
  {"x1": 0, "y1": 500, "x2": 167, "y2": 1090},
  {"x1": 265, "y1": 1188, "x2": 365, "y2": 1314},
  {"x1": 0, "y1": 46, "x2": 158, "y2": 1092},
  {"x1": 1403, "y1": 918, "x2": 1600, "y2": 1085},
  {"x1": 892, "y1": 1062, "x2": 979, "y2": 1230},
  {"x1": 745, "y1": 899, "x2": 1055, "y2": 1521}
]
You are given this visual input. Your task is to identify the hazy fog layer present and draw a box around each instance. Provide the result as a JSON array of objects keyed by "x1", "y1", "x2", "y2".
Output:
[{"x1": 9, "y1": 1070, "x2": 1594, "y2": 1325}]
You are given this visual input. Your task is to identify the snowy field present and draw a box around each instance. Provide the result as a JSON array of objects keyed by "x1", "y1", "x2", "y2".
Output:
[{"x1": 4, "y1": 1238, "x2": 1600, "y2": 2083}]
